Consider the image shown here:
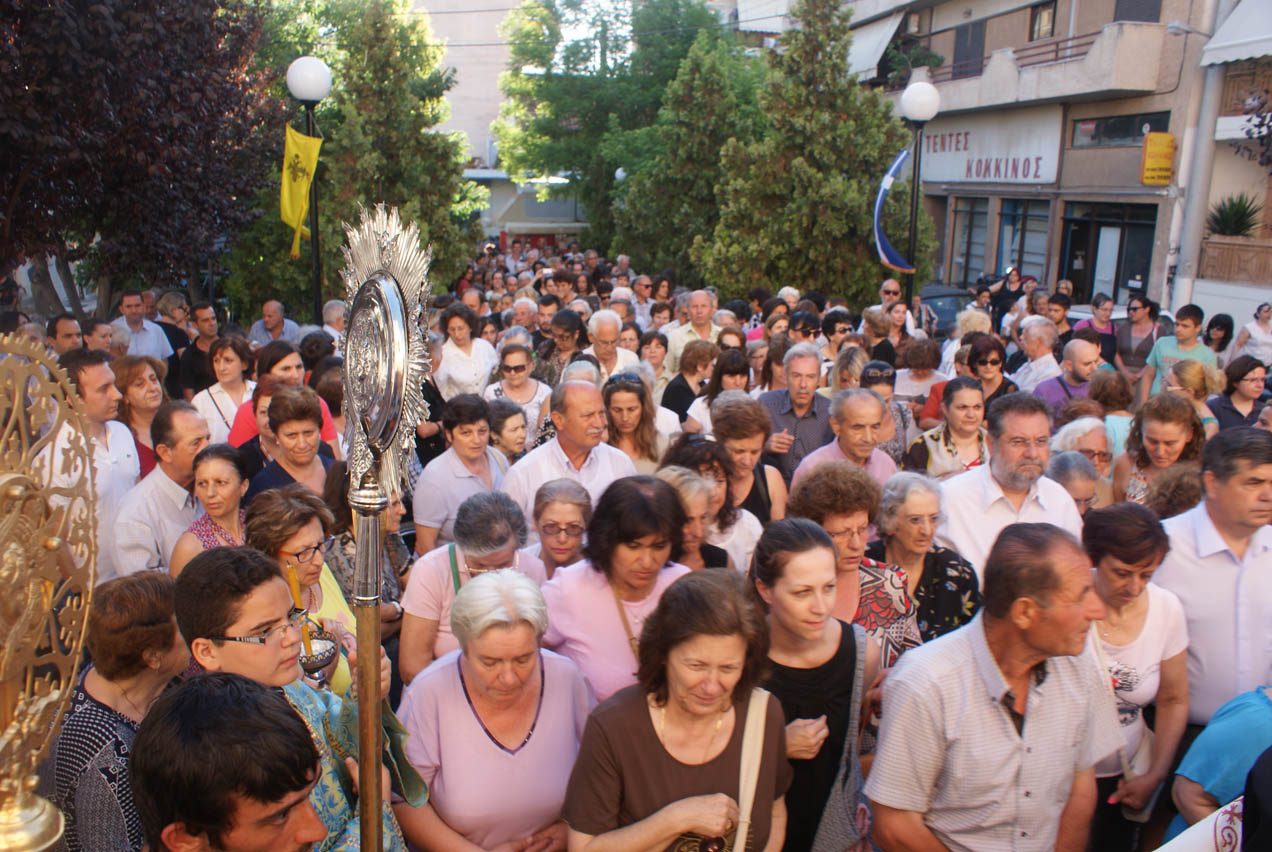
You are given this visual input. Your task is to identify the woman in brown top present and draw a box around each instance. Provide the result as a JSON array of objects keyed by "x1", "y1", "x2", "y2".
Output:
[{"x1": 563, "y1": 570, "x2": 791, "y2": 852}]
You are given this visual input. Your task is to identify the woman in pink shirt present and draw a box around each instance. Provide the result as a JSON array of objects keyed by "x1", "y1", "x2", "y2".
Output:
[
  {"x1": 396, "y1": 570, "x2": 594, "y2": 852},
  {"x1": 541, "y1": 477, "x2": 691, "y2": 701}
]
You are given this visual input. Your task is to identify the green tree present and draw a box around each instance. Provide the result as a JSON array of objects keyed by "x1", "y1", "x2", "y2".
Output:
[
  {"x1": 495, "y1": 0, "x2": 719, "y2": 252},
  {"x1": 223, "y1": 0, "x2": 486, "y2": 321},
  {"x1": 693, "y1": 0, "x2": 935, "y2": 303},
  {"x1": 610, "y1": 32, "x2": 764, "y2": 287}
]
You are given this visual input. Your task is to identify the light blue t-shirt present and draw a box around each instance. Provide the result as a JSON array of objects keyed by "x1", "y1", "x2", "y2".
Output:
[
  {"x1": 1146, "y1": 337, "x2": 1218, "y2": 395},
  {"x1": 1165, "y1": 688, "x2": 1272, "y2": 840}
]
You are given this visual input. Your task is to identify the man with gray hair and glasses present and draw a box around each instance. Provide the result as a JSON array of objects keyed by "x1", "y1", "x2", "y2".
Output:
[
  {"x1": 936, "y1": 393, "x2": 1081, "y2": 584},
  {"x1": 868, "y1": 522, "x2": 1122, "y2": 852}
]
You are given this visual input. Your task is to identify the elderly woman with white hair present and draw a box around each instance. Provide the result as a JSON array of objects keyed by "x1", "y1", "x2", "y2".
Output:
[
  {"x1": 396, "y1": 569, "x2": 594, "y2": 852},
  {"x1": 399, "y1": 491, "x2": 545, "y2": 684},
  {"x1": 864, "y1": 472, "x2": 981, "y2": 642},
  {"x1": 1051, "y1": 415, "x2": 1114, "y2": 508},
  {"x1": 1046, "y1": 451, "x2": 1101, "y2": 517}
]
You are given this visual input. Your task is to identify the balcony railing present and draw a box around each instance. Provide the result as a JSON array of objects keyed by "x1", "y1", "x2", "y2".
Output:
[
  {"x1": 1200, "y1": 236, "x2": 1272, "y2": 283},
  {"x1": 890, "y1": 30, "x2": 1103, "y2": 90},
  {"x1": 1220, "y1": 59, "x2": 1272, "y2": 117}
]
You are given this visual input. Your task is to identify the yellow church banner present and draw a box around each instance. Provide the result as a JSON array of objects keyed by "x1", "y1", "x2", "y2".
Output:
[{"x1": 281, "y1": 124, "x2": 322, "y2": 258}]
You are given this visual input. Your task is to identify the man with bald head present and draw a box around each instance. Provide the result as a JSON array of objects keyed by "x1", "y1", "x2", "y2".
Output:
[
  {"x1": 500, "y1": 381, "x2": 637, "y2": 538},
  {"x1": 665, "y1": 289, "x2": 720, "y2": 373},
  {"x1": 791, "y1": 388, "x2": 898, "y2": 489},
  {"x1": 1034, "y1": 338, "x2": 1100, "y2": 416},
  {"x1": 247, "y1": 299, "x2": 301, "y2": 348}
]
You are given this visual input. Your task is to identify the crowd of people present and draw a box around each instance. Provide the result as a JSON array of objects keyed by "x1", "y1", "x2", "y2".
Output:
[{"x1": 19, "y1": 244, "x2": 1272, "y2": 852}]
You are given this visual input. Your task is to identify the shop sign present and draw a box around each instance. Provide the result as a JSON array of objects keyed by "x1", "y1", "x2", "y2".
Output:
[
  {"x1": 918, "y1": 105, "x2": 1062, "y2": 185},
  {"x1": 1140, "y1": 132, "x2": 1175, "y2": 185}
]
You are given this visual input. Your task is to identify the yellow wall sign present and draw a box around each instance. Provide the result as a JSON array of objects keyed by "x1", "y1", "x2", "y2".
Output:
[{"x1": 1141, "y1": 132, "x2": 1175, "y2": 185}]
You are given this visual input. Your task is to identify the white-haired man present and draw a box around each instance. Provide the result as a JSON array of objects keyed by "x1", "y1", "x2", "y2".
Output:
[
  {"x1": 322, "y1": 299, "x2": 346, "y2": 346},
  {"x1": 583, "y1": 309, "x2": 638, "y2": 382},
  {"x1": 665, "y1": 290, "x2": 720, "y2": 373},
  {"x1": 1010, "y1": 317, "x2": 1061, "y2": 393}
]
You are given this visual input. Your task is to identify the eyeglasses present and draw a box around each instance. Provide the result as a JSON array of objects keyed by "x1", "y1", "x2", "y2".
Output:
[
  {"x1": 540, "y1": 522, "x2": 585, "y2": 539},
  {"x1": 1128, "y1": 305, "x2": 1145, "y2": 313},
  {"x1": 1073, "y1": 495, "x2": 1098, "y2": 510},
  {"x1": 1078, "y1": 448, "x2": 1113, "y2": 464},
  {"x1": 208, "y1": 608, "x2": 308, "y2": 646},
  {"x1": 976, "y1": 358, "x2": 1003, "y2": 367},
  {"x1": 281, "y1": 536, "x2": 335, "y2": 563},
  {"x1": 502, "y1": 362, "x2": 529, "y2": 374},
  {"x1": 1240, "y1": 374, "x2": 1266, "y2": 384},
  {"x1": 882, "y1": 289, "x2": 901, "y2": 296}
]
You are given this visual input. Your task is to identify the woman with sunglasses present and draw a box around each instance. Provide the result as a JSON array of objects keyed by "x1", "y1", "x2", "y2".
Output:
[
  {"x1": 484, "y1": 342, "x2": 549, "y2": 443},
  {"x1": 245, "y1": 484, "x2": 357, "y2": 693},
  {"x1": 604, "y1": 372, "x2": 665, "y2": 474},
  {"x1": 524, "y1": 479, "x2": 591, "y2": 581},
  {"x1": 967, "y1": 335, "x2": 1017, "y2": 406},
  {"x1": 1116, "y1": 296, "x2": 1160, "y2": 407}
]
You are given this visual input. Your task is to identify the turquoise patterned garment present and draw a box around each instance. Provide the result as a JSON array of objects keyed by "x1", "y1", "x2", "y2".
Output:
[{"x1": 283, "y1": 680, "x2": 427, "y2": 851}]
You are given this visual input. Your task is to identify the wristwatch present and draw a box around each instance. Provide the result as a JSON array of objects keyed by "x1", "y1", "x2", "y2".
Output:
[{"x1": 390, "y1": 601, "x2": 404, "y2": 622}]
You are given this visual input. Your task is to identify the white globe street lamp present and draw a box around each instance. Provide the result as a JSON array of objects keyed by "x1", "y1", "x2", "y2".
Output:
[
  {"x1": 899, "y1": 79, "x2": 941, "y2": 305},
  {"x1": 287, "y1": 56, "x2": 332, "y2": 324}
]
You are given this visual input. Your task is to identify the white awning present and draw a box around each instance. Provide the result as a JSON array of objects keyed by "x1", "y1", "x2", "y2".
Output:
[
  {"x1": 848, "y1": 12, "x2": 906, "y2": 80},
  {"x1": 1202, "y1": 0, "x2": 1272, "y2": 65}
]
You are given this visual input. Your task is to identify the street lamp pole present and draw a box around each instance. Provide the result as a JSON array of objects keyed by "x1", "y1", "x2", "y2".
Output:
[
  {"x1": 286, "y1": 56, "x2": 333, "y2": 325},
  {"x1": 899, "y1": 79, "x2": 941, "y2": 307}
]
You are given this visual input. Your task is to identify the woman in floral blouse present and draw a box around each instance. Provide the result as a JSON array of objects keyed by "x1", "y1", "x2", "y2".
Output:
[{"x1": 865, "y1": 472, "x2": 981, "y2": 642}]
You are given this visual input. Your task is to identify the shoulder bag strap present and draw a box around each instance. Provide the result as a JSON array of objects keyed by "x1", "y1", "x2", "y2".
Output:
[
  {"x1": 733, "y1": 687, "x2": 769, "y2": 852},
  {"x1": 448, "y1": 543, "x2": 461, "y2": 594}
]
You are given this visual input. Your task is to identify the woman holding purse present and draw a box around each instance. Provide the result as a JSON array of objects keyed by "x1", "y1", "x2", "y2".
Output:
[
  {"x1": 562, "y1": 570, "x2": 790, "y2": 852},
  {"x1": 752, "y1": 519, "x2": 879, "y2": 852}
]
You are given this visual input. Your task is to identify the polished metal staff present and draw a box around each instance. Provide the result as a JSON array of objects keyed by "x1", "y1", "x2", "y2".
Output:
[{"x1": 339, "y1": 204, "x2": 432, "y2": 852}]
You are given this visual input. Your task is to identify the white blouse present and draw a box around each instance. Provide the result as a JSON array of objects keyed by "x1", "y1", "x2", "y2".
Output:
[
  {"x1": 436, "y1": 338, "x2": 498, "y2": 400},
  {"x1": 192, "y1": 380, "x2": 256, "y2": 445}
]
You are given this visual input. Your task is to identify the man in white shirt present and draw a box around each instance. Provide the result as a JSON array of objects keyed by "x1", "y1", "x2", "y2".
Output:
[
  {"x1": 39, "y1": 349, "x2": 139, "y2": 585},
  {"x1": 110, "y1": 289, "x2": 174, "y2": 361},
  {"x1": 247, "y1": 300, "x2": 301, "y2": 348},
  {"x1": 501, "y1": 381, "x2": 637, "y2": 536},
  {"x1": 1154, "y1": 427, "x2": 1272, "y2": 726},
  {"x1": 868, "y1": 523, "x2": 1121, "y2": 852},
  {"x1": 1010, "y1": 316, "x2": 1061, "y2": 392},
  {"x1": 321, "y1": 299, "x2": 346, "y2": 346},
  {"x1": 583, "y1": 309, "x2": 638, "y2": 383},
  {"x1": 112, "y1": 401, "x2": 210, "y2": 575},
  {"x1": 666, "y1": 290, "x2": 721, "y2": 373},
  {"x1": 937, "y1": 392, "x2": 1082, "y2": 583}
]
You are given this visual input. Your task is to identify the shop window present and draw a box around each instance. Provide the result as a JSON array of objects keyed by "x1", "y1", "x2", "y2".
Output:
[
  {"x1": 997, "y1": 199, "x2": 1050, "y2": 281},
  {"x1": 1071, "y1": 111, "x2": 1169, "y2": 147},
  {"x1": 949, "y1": 198, "x2": 989, "y2": 285},
  {"x1": 1029, "y1": 2, "x2": 1056, "y2": 41},
  {"x1": 1060, "y1": 202, "x2": 1159, "y2": 304},
  {"x1": 1113, "y1": 0, "x2": 1161, "y2": 22}
]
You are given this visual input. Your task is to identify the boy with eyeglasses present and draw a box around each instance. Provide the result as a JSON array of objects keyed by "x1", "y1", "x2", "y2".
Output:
[{"x1": 174, "y1": 546, "x2": 426, "y2": 852}]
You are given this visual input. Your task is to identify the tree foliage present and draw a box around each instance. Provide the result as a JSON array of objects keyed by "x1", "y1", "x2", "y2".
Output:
[
  {"x1": 494, "y1": 0, "x2": 720, "y2": 252},
  {"x1": 0, "y1": 0, "x2": 282, "y2": 312},
  {"x1": 693, "y1": 0, "x2": 936, "y2": 303},
  {"x1": 222, "y1": 0, "x2": 487, "y2": 322},
  {"x1": 611, "y1": 32, "x2": 765, "y2": 287}
]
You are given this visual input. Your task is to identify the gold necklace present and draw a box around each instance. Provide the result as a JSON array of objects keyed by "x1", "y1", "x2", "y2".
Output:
[{"x1": 652, "y1": 697, "x2": 727, "y2": 763}]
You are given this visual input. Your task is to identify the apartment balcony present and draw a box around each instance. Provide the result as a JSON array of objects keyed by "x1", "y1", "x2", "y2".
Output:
[{"x1": 888, "y1": 22, "x2": 1167, "y2": 114}]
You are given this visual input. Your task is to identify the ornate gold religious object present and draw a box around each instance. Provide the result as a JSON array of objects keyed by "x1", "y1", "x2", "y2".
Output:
[
  {"x1": 340, "y1": 204, "x2": 431, "y2": 852},
  {"x1": 0, "y1": 335, "x2": 97, "y2": 851}
]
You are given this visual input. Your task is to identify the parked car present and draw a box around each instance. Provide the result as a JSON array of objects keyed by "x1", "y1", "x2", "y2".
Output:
[{"x1": 919, "y1": 284, "x2": 975, "y2": 339}]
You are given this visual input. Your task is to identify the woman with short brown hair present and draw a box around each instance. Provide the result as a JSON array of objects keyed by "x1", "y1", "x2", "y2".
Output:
[
  {"x1": 244, "y1": 385, "x2": 332, "y2": 502},
  {"x1": 38, "y1": 574, "x2": 189, "y2": 852},
  {"x1": 245, "y1": 484, "x2": 356, "y2": 692},
  {"x1": 712, "y1": 394, "x2": 788, "y2": 524},
  {"x1": 563, "y1": 570, "x2": 790, "y2": 852}
]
